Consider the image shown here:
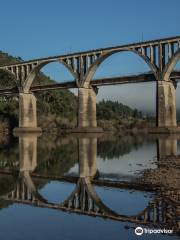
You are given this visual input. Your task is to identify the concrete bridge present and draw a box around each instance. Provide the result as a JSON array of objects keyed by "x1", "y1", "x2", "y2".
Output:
[{"x1": 0, "y1": 36, "x2": 180, "y2": 133}]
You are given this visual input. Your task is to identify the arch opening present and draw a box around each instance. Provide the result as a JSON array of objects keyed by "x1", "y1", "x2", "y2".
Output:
[
  {"x1": 95, "y1": 186, "x2": 154, "y2": 216},
  {"x1": 163, "y1": 48, "x2": 180, "y2": 81},
  {"x1": 27, "y1": 62, "x2": 78, "y2": 129},
  {"x1": 38, "y1": 180, "x2": 76, "y2": 205},
  {"x1": 92, "y1": 51, "x2": 152, "y2": 80},
  {"x1": 84, "y1": 49, "x2": 158, "y2": 87},
  {"x1": 90, "y1": 51, "x2": 157, "y2": 130},
  {"x1": 31, "y1": 61, "x2": 75, "y2": 87}
]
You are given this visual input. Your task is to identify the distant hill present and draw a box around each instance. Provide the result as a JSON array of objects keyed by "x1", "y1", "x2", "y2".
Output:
[{"x1": 97, "y1": 100, "x2": 142, "y2": 120}]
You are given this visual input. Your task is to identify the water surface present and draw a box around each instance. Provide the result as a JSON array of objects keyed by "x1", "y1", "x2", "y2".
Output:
[{"x1": 0, "y1": 133, "x2": 179, "y2": 239}]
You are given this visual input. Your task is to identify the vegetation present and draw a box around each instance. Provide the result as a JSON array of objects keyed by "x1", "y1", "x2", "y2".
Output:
[
  {"x1": 97, "y1": 100, "x2": 142, "y2": 120},
  {"x1": 97, "y1": 135, "x2": 144, "y2": 159}
]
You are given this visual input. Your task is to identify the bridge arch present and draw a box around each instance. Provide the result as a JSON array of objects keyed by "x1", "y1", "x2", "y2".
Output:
[
  {"x1": 83, "y1": 48, "x2": 158, "y2": 87},
  {"x1": 1, "y1": 172, "x2": 48, "y2": 203},
  {"x1": 23, "y1": 60, "x2": 78, "y2": 93},
  {"x1": 163, "y1": 48, "x2": 180, "y2": 81},
  {"x1": 1, "y1": 171, "x2": 179, "y2": 230}
]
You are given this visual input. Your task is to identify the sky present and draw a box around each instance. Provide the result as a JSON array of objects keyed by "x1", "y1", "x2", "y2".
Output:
[{"x1": 0, "y1": 0, "x2": 180, "y2": 113}]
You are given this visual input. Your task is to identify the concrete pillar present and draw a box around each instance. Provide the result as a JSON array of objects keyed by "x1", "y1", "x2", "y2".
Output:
[
  {"x1": 78, "y1": 137, "x2": 98, "y2": 179},
  {"x1": 78, "y1": 88, "x2": 97, "y2": 127},
  {"x1": 157, "y1": 137, "x2": 177, "y2": 159},
  {"x1": 156, "y1": 81, "x2": 177, "y2": 128},
  {"x1": 17, "y1": 133, "x2": 41, "y2": 197},
  {"x1": 19, "y1": 93, "x2": 37, "y2": 128},
  {"x1": 76, "y1": 88, "x2": 102, "y2": 132},
  {"x1": 18, "y1": 133, "x2": 39, "y2": 172},
  {"x1": 14, "y1": 93, "x2": 42, "y2": 133}
]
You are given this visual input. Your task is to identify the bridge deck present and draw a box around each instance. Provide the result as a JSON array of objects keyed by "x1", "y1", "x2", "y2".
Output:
[
  {"x1": 0, "y1": 71, "x2": 179, "y2": 95},
  {"x1": 0, "y1": 170, "x2": 159, "y2": 191},
  {"x1": 0, "y1": 35, "x2": 180, "y2": 67}
]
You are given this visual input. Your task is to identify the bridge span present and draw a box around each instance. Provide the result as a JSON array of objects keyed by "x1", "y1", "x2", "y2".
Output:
[{"x1": 0, "y1": 36, "x2": 180, "y2": 133}]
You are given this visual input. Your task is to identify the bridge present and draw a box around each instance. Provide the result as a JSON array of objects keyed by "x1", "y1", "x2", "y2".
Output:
[{"x1": 0, "y1": 36, "x2": 180, "y2": 133}]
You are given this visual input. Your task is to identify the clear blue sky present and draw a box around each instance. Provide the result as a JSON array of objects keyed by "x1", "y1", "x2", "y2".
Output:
[{"x1": 1, "y1": 0, "x2": 180, "y2": 113}]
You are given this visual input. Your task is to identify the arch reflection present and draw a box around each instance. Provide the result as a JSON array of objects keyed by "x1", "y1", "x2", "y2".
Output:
[{"x1": 0, "y1": 133, "x2": 179, "y2": 234}]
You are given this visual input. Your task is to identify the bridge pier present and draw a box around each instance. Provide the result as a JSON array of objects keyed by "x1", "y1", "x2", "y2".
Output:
[
  {"x1": 79, "y1": 137, "x2": 98, "y2": 178},
  {"x1": 157, "y1": 137, "x2": 177, "y2": 159},
  {"x1": 149, "y1": 80, "x2": 180, "y2": 133},
  {"x1": 72, "y1": 87, "x2": 103, "y2": 133},
  {"x1": 13, "y1": 93, "x2": 42, "y2": 134},
  {"x1": 18, "y1": 132, "x2": 40, "y2": 172},
  {"x1": 157, "y1": 80, "x2": 177, "y2": 128}
]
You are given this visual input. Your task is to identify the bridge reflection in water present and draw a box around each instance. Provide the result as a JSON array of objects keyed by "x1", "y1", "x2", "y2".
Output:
[{"x1": 0, "y1": 133, "x2": 180, "y2": 235}]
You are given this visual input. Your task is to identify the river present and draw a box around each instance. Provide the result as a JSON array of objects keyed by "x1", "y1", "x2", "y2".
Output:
[{"x1": 0, "y1": 133, "x2": 179, "y2": 240}]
